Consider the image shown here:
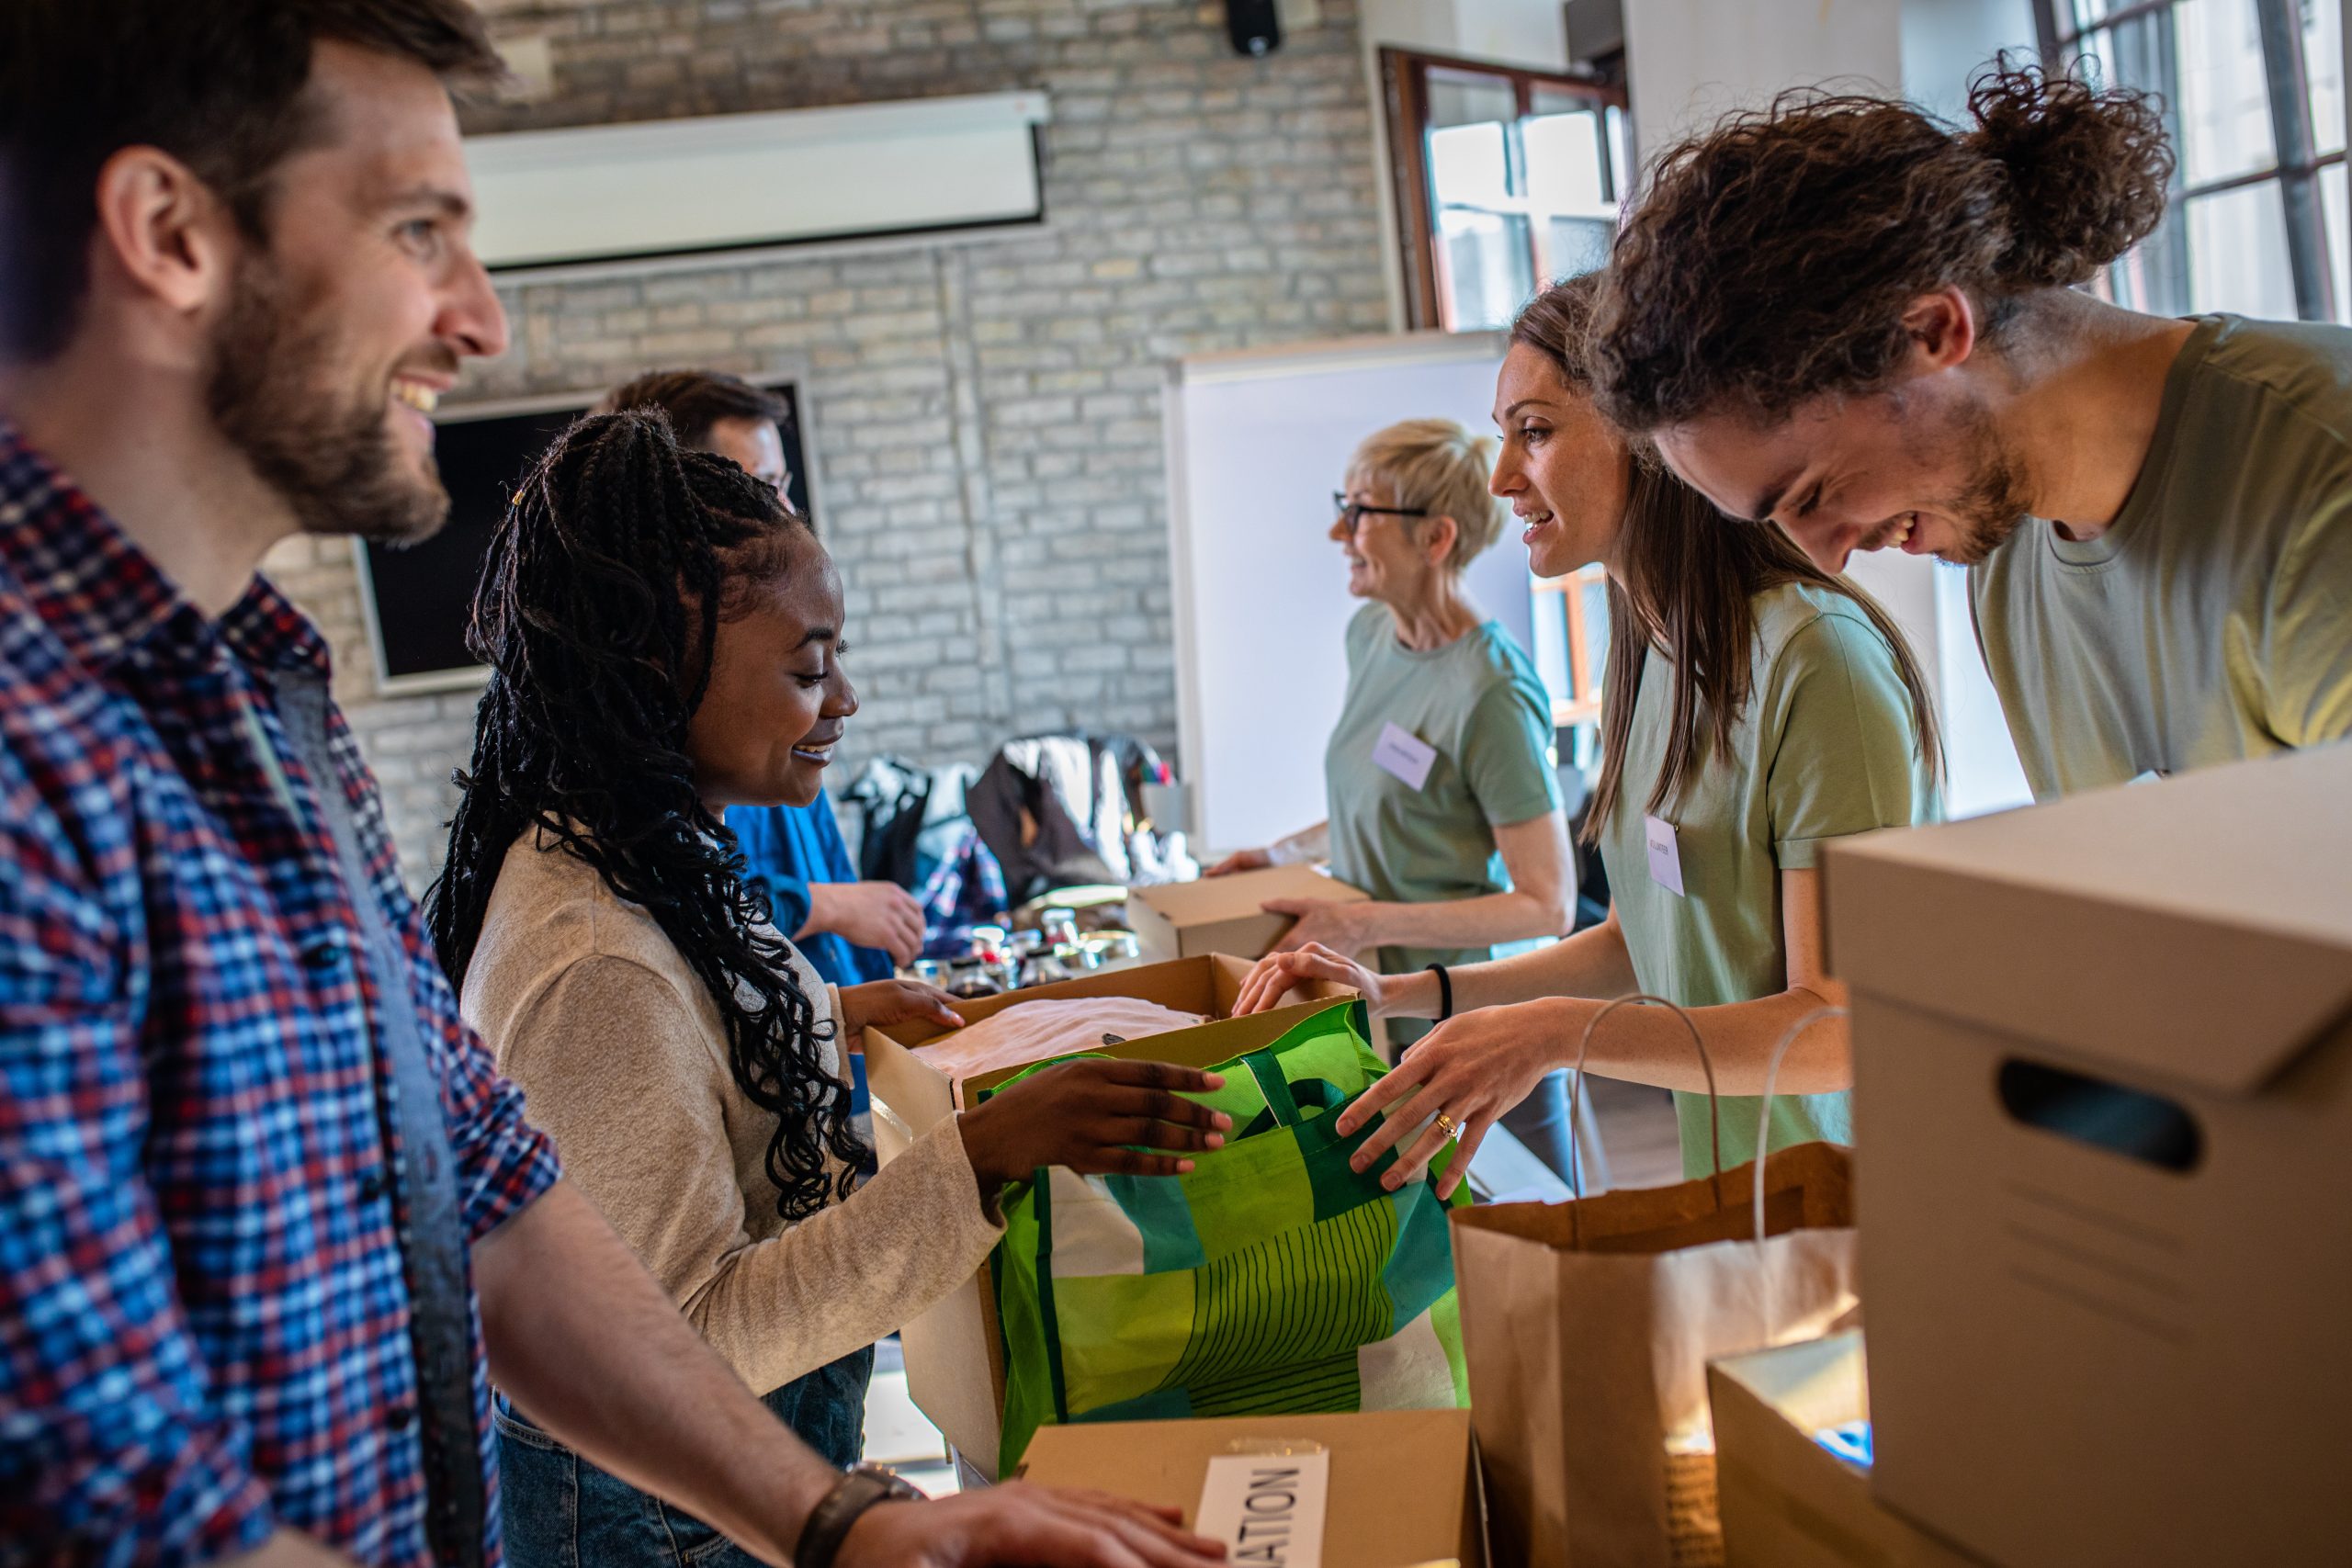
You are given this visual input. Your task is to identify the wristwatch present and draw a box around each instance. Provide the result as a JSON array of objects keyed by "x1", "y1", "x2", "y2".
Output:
[{"x1": 797, "y1": 1463, "x2": 924, "y2": 1568}]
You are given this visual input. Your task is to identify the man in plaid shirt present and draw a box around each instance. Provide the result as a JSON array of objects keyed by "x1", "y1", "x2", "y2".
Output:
[{"x1": 0, "y1": 5, "x2": 1225, "y2": 1567}]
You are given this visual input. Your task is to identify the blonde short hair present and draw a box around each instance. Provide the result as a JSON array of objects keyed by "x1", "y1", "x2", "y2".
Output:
[{"x1": 1346, "y1": 418, "x2": 1507, "y2": 573}]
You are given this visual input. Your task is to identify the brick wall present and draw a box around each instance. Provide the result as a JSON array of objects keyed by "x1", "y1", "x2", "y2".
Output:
[{"x1": 268, "y1": 0, "x2": 1391, "y2": 891}]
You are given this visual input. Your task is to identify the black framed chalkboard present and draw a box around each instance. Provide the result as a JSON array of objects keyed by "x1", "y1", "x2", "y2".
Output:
[{"x1": 355, "y1": 382, "x2": 809, "y2": 692}]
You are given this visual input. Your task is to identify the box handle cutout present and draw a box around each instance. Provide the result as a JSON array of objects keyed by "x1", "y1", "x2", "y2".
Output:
[{"x1": 1996, "y1": 1059, "x2": 2203, "y2": 1172}]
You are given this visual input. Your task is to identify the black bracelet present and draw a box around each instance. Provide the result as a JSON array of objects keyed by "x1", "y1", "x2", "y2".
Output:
[
  {"x1": 1425, "y1": 963, "x2": 1453, "y2": 1021},
  {"x1": 797, "y1": 1464, "x2": 922, "y2": 1568}
]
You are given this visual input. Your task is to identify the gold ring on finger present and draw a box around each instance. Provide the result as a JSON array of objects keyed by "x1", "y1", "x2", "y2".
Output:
[{"x1": 1432, "y1": 1111, "x2": 1460, "y2": 1139}]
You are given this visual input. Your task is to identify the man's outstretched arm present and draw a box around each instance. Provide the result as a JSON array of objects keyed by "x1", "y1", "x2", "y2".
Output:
[{"x1": 474, "y1": 1179, "x2": 1226, "y2": 1568}]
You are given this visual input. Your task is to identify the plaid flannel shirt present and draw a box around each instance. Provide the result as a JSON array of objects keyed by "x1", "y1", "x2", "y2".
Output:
[{"x1": 0, "y1": 427, "x2": 562, "y2": 1565}]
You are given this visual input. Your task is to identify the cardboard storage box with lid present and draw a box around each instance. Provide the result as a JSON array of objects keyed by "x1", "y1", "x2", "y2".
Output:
[
  {"x1": 1820, "y1": 745, "x2": 2352, "y2": 1568},
  {"x1": 1125, "y1": 863, "x2": 1368, "y2": 963},
  {"x1": 860, "y1": 954, "x2": 1356, "y2": 1480},
  {"x1": 1707, "y1": 1332, "x2": 1984, "y2": 1568},
  {"x1": 1017, "y1": 1407, "x2": 1489, "y2": 1568}
]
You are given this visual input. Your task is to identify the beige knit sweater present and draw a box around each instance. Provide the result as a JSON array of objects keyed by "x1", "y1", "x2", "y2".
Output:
[{"x1": 460, "y1": 828, "x2": 1002, "y2": 1397}]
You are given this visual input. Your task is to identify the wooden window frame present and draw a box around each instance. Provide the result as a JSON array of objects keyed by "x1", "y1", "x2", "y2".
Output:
[
  {"x1": 1534, "y1": 563, "x2": 1611, "y2": 729},
  {"x1": 1380, "y1": 46, "x2": 1627, "y2": 333}
]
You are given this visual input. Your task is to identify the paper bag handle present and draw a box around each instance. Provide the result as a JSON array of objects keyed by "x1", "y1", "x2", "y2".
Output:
[
  {"x1": 1750, "y1": 1005, "x2": 1849, "y2": 1247},
  {"x1": 1568, "y1": 993, "x2": 1721, "y2": 1221}
]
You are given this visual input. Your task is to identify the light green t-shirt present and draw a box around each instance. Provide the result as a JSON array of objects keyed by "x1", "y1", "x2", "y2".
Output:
[
  {"x1": 1324, "y1": 604, "x2": 1562, "y2": 1016},
  {"x1": 1598, "y1": 582, "x2": 1937, "y2": 1179},
  {"x1": 1973, "y1": 313, "x2": 2352, "y2": 800}
]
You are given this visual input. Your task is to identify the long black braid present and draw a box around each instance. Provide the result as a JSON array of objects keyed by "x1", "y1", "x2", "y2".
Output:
[{"x1": 427, "y1": 410, "x2": 863, "y2": 1222}]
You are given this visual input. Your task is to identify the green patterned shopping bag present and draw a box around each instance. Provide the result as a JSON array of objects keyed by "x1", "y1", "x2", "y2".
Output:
[{"x1": 987, "y1": 998, "x2": 1471, "y2": 1472}]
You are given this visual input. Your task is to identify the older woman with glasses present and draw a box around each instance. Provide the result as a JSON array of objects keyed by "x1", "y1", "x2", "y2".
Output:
[{"x1": 1209, "y1": 418, "x2": 1578, "y2": 1180}]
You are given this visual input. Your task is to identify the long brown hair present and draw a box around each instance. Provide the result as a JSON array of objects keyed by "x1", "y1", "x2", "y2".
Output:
[{"x1": 1510, "y1": 276, "x2": 1942, "y2": 843}]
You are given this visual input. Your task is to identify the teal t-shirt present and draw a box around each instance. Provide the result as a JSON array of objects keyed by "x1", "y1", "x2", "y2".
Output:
[
  {"x1": 1596, "y1": 582, "x2": 1938, "y2": 1179},
  {"x1": 1324, "y1": 604, "x2": 1562, "y2": 1023}
]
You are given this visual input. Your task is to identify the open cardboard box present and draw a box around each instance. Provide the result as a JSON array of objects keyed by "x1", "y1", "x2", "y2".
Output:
[
  {"x1": 1017, "y1": 1407, "x2": 1490, "y2": 1567},
  {"x1": 1821, "y1": 744, "x2": 2352, "y2": 1568},
  {"x1": 1125, "y1": 863, "x2": 1368, "y2": 964},
  {"x1": 862, "y1": 953, "x2": 1356, "y2": 1478},
  {"x1": 1709, "y1": 1333, "x2": 1984, "y2": 1568}
]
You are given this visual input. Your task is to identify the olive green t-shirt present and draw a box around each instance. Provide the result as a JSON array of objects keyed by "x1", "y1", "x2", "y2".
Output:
[
  {"x1": 1598, "y1": 582, "x2": 1937, "y2": 1179},
  {"x1": 1973, "y1": 314, "x2": 2352, "y2": 800},
  {"x1": 1324, "y1": 604, "x2": 1561, "y2": 1010}
]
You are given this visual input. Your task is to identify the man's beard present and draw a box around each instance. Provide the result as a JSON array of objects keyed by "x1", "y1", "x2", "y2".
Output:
[
  {"x1": 1931, "y1": 401, "x2": 2034, "y2": 568},
  {"x1": 205, "y1": 256, "x2": 450, "y2": 546}
]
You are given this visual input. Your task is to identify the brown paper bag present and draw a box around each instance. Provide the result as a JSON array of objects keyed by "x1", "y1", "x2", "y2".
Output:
[{"x1": 1447, "y1": 998, "x2": 1859, "y2": 1568}]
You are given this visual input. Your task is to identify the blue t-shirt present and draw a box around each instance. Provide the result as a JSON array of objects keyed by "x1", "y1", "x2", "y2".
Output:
[{"x1": 726, "y1": 792, "x2": 894, "y2": 987}]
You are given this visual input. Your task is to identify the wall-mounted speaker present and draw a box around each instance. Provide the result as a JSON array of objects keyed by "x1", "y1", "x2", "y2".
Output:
[{"x1": 1225, "y1": 0, "x2": 1281, "y2": 57}]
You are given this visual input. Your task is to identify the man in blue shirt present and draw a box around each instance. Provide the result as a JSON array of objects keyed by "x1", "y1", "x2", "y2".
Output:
[{"x1": 599, "y1": 370, "x2": 919, "y2": 985}]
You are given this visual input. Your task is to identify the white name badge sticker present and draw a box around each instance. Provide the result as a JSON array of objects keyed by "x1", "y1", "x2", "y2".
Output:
[
  {"x1": 1372, "y1": 723, "x2": 1438, "y2": 792},
  {"x1": 1195, "y1": 1450, "x2": 1329, "y2": 1567},
  {"x1": 1643, "y1": 814, "x2": 1686, "y2": 897}
]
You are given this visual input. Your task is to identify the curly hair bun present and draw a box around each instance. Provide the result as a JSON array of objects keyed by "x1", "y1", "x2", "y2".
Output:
[
  {"x1": 1966, "y1": 61, "x2": 2173, "y2": 289},
  {"x1": 1591, "y1": 54, "x2": 2180, "y2": 430}
]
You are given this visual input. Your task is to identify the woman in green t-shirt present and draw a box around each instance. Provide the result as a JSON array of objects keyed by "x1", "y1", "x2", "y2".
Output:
[
  {"x1": 1206, "y1": 416, "x2": 1577, "y2": 1178},
  {"x1": 1238, "y1": 275, "x2": 1941, "y2": 1188}
]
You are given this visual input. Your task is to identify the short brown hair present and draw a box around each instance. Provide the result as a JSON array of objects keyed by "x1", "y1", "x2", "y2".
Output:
[
  {"x1": 1346, "y1": 418, "x2": 1508, "y2": 573},
  {"x1": 1592, "y1": 59, "x2": 2173, "y2": 431},
  {"x1": 598, "y1": 369, "x2": 788, "y2": 453},
  {"x1": 0, "y1": 0, "x2": 502, "y2": 362}
]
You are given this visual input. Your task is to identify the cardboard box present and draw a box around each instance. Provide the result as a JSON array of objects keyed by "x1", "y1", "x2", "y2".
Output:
[
  {"x1": 1709, "y1": 1333, "x2": 1984, "y2": 1568},
  {"x1": 1820, "y1": 746, "x2": 2352, "y2": 1568},
  {"x1": 862, "y1": 954, "x2": 1357, "y2": 1479},
  {"x1": 1125, "y1": 863, "x2": 1369, "y2": 963},
  {"x1": 1016, "y1": 1408, "x2": 1489, "y2": 1568}
]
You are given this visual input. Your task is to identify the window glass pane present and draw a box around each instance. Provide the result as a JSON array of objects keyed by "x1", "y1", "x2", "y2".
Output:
[
  {"x1": 1528, "y1": 85, "x2": 1596, "y2": 119},
  {"x1": 1524, "y1": 107, "x2": 1613, "y2": 280},
  {"x1": 1605, "y1": 105, "x2": 1631, "y2": 198},
  {"x1": 2182, "y1": 181, "x2": 2301, "y2": 314},
  {"x1": 1524, "y1": 110, "x2": 1607, "y2": 213},
  {"x1": 2105, "y1": 198, "x2": 2192, "y2": 314},
  {"x1": 2073, "y1": 2, "x2": 2278, "y2": 187},
  {"x1": 2324, "y1": 162, "x2": 2349, "y2": 323},
  {"x1": 1437, "y1": 208, "x2": 1535, "y2": 331},
  {"x1": 1539, "y1": 217, "x2": 1612, "y2": 281},
  {"x1": 1532, "y1": 587, "x2": 1571, "y2": 708},
  {"x1": 2309, "y1": 0, "x2": 2345, "y2": 156},
  {"x1": 2068, "y1": 0, "x2": 2136, "y2": 29},
  {"x1": 1426, "y1": 68, "x2": 1519, "y2": 131},
  {"x1": 1429, "y1": 120, "x2": 1513, "y2": 209}
]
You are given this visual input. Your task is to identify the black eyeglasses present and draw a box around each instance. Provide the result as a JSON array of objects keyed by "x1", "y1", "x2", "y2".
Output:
[{"x1": 1333, "y1": 491, "x2": 1428, "y2": 531}]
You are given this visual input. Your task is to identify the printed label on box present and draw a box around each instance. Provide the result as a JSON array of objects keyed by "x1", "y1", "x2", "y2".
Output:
[{"x1": 1195, "y1": 1450, "x2": 1329, "y2": 1567}]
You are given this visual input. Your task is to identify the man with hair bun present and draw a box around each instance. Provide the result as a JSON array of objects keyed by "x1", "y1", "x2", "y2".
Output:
[{"x1": 1592, "y1": 60, "x2": 2352, "y2": 798}]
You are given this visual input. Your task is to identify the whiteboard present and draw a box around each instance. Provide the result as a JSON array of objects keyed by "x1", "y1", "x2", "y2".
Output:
[{"x1": 1164, "y1": 333, "x2": 1537, "y2": 854}]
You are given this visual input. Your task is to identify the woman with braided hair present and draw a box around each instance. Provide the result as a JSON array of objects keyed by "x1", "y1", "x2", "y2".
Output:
[{"x1": 431, "y1": 411, "x2": 1232, "y2": 1566}]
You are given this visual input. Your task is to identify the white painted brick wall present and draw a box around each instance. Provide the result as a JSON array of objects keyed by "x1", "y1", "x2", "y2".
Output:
[{"x1": 266, "y1": 0, "x2": 1390, "y2": 892}]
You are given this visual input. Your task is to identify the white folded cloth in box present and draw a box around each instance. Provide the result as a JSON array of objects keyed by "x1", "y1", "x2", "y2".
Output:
[{"x1": 910, "y1": 998, "x2": 1205, "y2": 1081}]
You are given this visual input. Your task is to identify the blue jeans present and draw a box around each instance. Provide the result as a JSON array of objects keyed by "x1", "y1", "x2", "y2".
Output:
[
  {"x1": 497, "y1": 1346, "x2": 875, "y2": 1567},
  {"x1": 1498, "y1": 1068, "x2": 1582, "y2": 1191}
]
